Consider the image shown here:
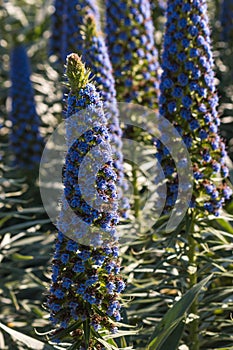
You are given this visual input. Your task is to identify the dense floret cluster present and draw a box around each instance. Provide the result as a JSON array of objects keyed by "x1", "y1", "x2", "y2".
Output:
[
  {"x1": 82, "y1": 15, "x2": 129, "y2": 217},
  {"x1": 47, "y1": 231, "x2": 124, "y2": 335},
  {"x1": 49, "y1": 0, "x2": 99, "y2": 66},
  {"x1": 105, "y1": 0, "x2": 160, "y2": 107},
  {"x1": 47, "y1": 54, "x2": 125, "y2": 346},
  {"x1": 9, "y1": 45, "x2": 44, "y2": 170},
  {"x1": 62, "y1": 83, "x2": 119, "y2": 243},
  {"x1": 156, "y1": 0, "x2": 232, "y2": 216}
]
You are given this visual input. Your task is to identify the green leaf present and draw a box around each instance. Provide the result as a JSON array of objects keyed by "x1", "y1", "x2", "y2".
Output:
[
  {"x1": 0, "y1": 219, "x2": 50, "y2": 235},
  {"x1": 0, "y1": 322, "x2": 53, "y2": 349},
  {"x1": 0, "y1": 330, "x2": 5, "y2": 349},
  {"x1": 0, "y1": 216, "x2": 11, "y2": 228},
  {"x1": 120, "y1": 336, "x2": 128, "y2": 348},
  {"x1": 51, "y1": 320, "x2": 82, "y2": 340},
  {"x1": 215, "y1": 218, "x2": 233, "y2": 234},
  {"x1": 67, "y1": 339, "x2": 82, "y2": 350},
  {"x1": 83, "y1": 318, "x2": 90, "y2": 349},
  {"x1": 157, "y1": 321, "x2": 185, "y2": 350},
  {"x1": 147, "y1": 275, "x2": 212, "y2": 350},
  {"x1": 96, "y1": 337, "x2": 118, "y2": 350},
  {"x1": 103, "y1": 330, "x2": 139, "y2": 340},
  {"x1": 95, "y1": 336, "x2": 133, "y2": 350},
  {"x1": 12, "y1": 253, "x2": 34, "y2": 261},
  {"x1": 104, "y1": 337, "x2": 118, "y2": 347},
  {"x1": 147, "y1": 316, "x2": 184, "y2": 350}
]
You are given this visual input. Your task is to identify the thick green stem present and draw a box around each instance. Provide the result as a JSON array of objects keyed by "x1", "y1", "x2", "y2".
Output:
[{"x1": 187, "y1": 217, "x2": 199, "y2": 350}]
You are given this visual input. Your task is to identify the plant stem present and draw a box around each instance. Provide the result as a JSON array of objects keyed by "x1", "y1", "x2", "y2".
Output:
[{"x1": 187, "y1": 216, "x2": 199, "y2": 350}]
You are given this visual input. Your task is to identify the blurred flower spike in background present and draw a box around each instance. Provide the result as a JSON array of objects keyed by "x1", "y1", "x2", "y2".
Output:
[{"x1": 9, "y1": 44, "x2": 44, "y2": 170}]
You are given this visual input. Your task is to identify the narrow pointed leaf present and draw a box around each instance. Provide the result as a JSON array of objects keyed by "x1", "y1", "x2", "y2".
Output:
[
  {"x1": 83, "y1": 318, "x2": 90, "y2": 349},
  {"x1": 0, "y1": 322, "x2": 53, "y2": 349},
  {"x1": 147, "y1": 275, "x2": 212, "y2": 350}
]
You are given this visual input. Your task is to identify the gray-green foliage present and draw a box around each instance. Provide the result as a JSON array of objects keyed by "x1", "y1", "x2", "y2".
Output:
[{"x1": 0, "y1": 0, "x2": 233, "y2": 349}]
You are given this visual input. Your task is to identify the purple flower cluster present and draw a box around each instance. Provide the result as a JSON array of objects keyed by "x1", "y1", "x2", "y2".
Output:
[
  {"x1": 9, "y1": 45, "x2": 44, "y2": 170},
  {"x1": 105, "y1": 0, "x2": 160, "y2": 107},
  {"x1": 49, "y1": 0, "x2": 99, "y2": 66},
  {"x1": 156, "y1": 0, "x2": 232, "y2": 217},
  {"x1": 47, "y1": 54, "x2": 125, "y2": 346},
  {"x1": 47, "y1": 231, "x2": 125, "y2": 340}
]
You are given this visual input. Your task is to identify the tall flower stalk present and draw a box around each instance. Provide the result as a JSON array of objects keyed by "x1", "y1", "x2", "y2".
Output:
[
  {"x1": 50, "y1": 0, "x2": 128, "y2": 216},
  {"x1": 157, "y1": 0, "x2": 232, "y2": 217},
  {"x1": 156, "y1": 1, "x2": 232, "y2": 349},
  {"x1": 46, "y1": 54, "x2": 125, "y2": 349},
  {"x1": 105, "y1": 0, "x2": 160, "y2": 107},
  {"x1": 105, "y1": 0, "x2": 161, "y2": 221},
  {"x1": 82, "y1": 14, "x2": 129, "y2": 218},
  {"x1": 220, "y1": 0, "x2": 233, "y2": 42},
  {"x1": 49, "y1": 0, "x2": 68, "y2": 65},
  {"x1": 9, "y1": 44, "x2": 44, "y2": 170},
  {"x1": 49, "y1": 0, "x2": 99, "y2": 67}
]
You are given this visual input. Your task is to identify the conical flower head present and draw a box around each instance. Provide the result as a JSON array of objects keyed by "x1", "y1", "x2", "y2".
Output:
[
  {"x1": 82, "y1": 15, "x2": 118, "y2": 120},
  {"x1": 47, "y1": 54, "x2": 125, "y2": 347},
  {"x1": 82, "y1": 14, "x2": 129, "y2": 217},
  {"x1": 156, "y1": 0, "x2": 232, "y2": 216},
  {"x1": 9, "y1": 45, "x2": 44, "y2": 170},
  {"x1": 49, "y1": 0, "x2": 99, "y2": 66},
  {"x1": 66, "y1": 0, "x2": 100, "y2": 53},
  {"x1": 105, "y1": 0, "x2": 160, "y2": 107},
  {"x1": 62, "y1": 55, "x2": 119, "y2": 243}
]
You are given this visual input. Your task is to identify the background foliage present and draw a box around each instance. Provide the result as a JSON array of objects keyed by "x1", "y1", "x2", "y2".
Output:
[{"x1": 0, "y1": 0, "x2": 232, "y2": 349}]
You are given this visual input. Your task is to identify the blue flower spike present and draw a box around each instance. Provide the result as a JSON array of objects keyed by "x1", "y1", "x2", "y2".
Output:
[
  {"x1": 47, "y1": 54, "x2": 126, "y2": 349},
  {"x1": 220, "y1": 0, "x2": 233, "y2": 42},
  {"x1": 49, "y1": 0, "x2": 100, "y2": 67},
  {"x1": 156, "y1": 0, "x2": 232, "y2": 217},
  {"x1": 82, "y1": 13, "x2": 129, "y2": 218},
  {"x1": 9, "y1": 45, "x2": 44, "y2": 171},
  {"x1": 105, "y1": 0, "x2": 160, "y2": 107}
]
